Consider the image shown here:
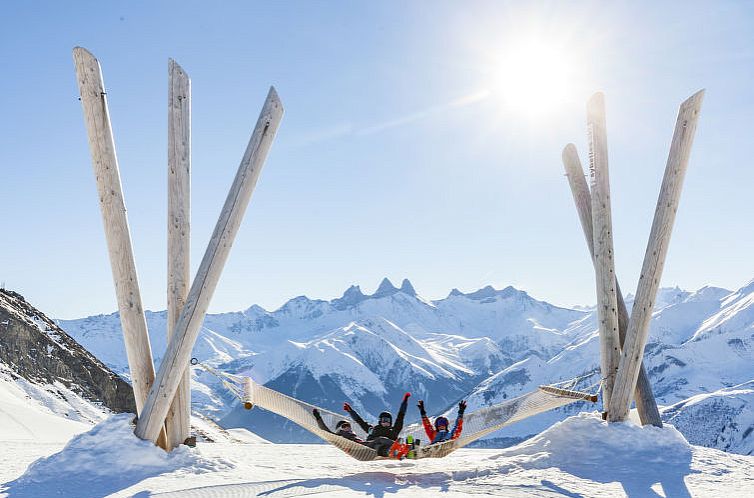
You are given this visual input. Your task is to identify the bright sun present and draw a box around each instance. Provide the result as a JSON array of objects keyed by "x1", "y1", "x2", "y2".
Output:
[{"x1": 492, "y1": 38, "x2": 576, "y2": 118}]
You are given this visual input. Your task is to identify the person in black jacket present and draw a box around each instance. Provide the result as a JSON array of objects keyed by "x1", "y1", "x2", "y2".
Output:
[
  {"x1": 343, "y1": 392, "x2": 411, "y2": 442},
  {"x1": 312, "y1": 408, "x2": 364, "y2": 443},
  {"x1": 313, "y1": 408, "x2": 394, "y2": 456}
]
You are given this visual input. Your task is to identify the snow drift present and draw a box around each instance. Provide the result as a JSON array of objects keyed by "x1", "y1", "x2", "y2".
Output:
[{"x1": 2, "y1": 414, "x2": 233, "y2": 498}]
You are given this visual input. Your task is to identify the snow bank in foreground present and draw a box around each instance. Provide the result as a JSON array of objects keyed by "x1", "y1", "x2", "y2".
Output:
[
  {"x1": 503, "y1": 411, "x2": 692, "y2": 467},
  {"x1": 3, "y1": 413, "x2": 234, "y2": 498},
  {"x1": 486, "y1": 412, "x2": 695, "y2": 496}
]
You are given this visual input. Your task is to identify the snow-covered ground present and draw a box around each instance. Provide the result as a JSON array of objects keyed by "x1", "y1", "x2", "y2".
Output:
[{"x1": 2, "y1": 411, "x2": 753, "y2": 497}]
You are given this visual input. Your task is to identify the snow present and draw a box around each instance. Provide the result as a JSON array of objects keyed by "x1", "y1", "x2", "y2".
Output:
[
  {"x1": 55, "y1": 279, "x2": 754, "y2": 452},
  {"x1": 1, "y1": 414, "x2": 233, "y2": 498},
  {"x1": 0, "y1": 369, "x2": 92, "y2": 442},
  {"x1": 2, "y1": 411, "x2": 753, "y2": 497}
]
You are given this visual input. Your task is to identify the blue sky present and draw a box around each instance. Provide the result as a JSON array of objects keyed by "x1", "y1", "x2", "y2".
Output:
[{"x1": 1, "y1": 1, "x2": 753, "y2": 319}]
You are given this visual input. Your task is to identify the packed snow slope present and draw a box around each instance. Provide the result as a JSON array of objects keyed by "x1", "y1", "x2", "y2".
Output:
[
  {"x1": 59, "y1": 277, "x2": 754, "y2": 454},
  {"x1": 2, "y1": 412, "x2": 753, "y2": 497}
]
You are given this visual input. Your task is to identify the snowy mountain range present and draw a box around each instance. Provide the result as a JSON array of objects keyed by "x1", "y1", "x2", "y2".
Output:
[{"x1": 56, "y1": 277, "x2": 754, "y2": 455}]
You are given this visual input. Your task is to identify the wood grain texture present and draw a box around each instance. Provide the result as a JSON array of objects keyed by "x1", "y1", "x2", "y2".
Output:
[
  {"x1": 135, "y1": 87, "x2": 284, "y2": 443},
  {"x1": 72, "y1": 47, "x2": 167, "y2": 448},
  {"x1": 586, "y1": 93, "x2": 621, "y2": 414},
  {"x1": 563, "y1": 144, "x2": 662, "y2": 427},
  {"x1": 609, "y1": 90, "x2": 704, "y2": 422},
  {"x1": 166, "y1": 58, "x2": 192, "y2": 449}
]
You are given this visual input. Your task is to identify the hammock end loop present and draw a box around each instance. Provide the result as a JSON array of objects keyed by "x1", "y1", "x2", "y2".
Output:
[{"x1": 243, "y1": 377, "x2": 254, "y2": 410}]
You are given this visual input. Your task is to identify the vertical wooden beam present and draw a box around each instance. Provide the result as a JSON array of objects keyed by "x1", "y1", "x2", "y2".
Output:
[
  {"x1": 563, "y1": 144, "x2": 662, "y2": 427},
  {"x1": 166, "y1": 59, "x2": 192, "y2": 449},
  {"x1": 135, "y1": 87, "x2": 284, "y2": 443},
  {"x1": 72, "y1": 47, "x2": 168, "y2": 448},
  {"x1": 609, "y1": 90, "x2": 704, "y2": 422},
  {"x1": 586, "y1": 92, "x2": 621, "y2": 415}
]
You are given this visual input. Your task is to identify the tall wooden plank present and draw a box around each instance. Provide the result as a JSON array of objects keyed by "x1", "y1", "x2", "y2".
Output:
[
  {"x1": 609, "y1": 90, "x2": 704, "y2": 422},
  {"x1": 563, "y1": 144, "x2": 662, "y2": 427},
  {"x1": 72, "y1": 47, "x2": 167, "y2": 448},
  {"x1": 135, "y1": 87, "x2": 284, "y2": 443},
  {"x1": 586, "y1": 93, "x2": 621, "y2": 415},
  {"x1": 166, "y1": 59, "x2": 192, "y2": 449}
]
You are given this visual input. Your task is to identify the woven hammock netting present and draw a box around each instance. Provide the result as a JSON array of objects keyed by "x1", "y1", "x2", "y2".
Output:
[{"x1": 205, "y1": 364, "x2": 598, "y2": 461}]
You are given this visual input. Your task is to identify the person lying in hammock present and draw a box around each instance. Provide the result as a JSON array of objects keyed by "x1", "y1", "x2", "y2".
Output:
[
  {"x1": 312, "y1": 406, "x2": 397, "y2": 457},
  {"x1": 343, "y1": 392, "x2": 411, "y2": 443},
  {"x1": 417, "y1": 399, "x2": 466, "y2": 445},
  {"x1": 312, "y1": 408, "x2": 364, "y2": 443}
]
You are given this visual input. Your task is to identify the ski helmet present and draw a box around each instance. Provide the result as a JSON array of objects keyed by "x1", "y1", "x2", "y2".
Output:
[
  {"x1": 335, "y1": 420, "x2": 351, "y2": 431},
  {"x1": 434, "y1": 416, "x2": 449, "y2": 431},
  {"x1": 378, "y1": 411, "x2": 393, "y2": 425}
]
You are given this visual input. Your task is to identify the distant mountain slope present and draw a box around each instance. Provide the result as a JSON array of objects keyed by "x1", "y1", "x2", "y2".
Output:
[
  {"x1": 0, "y1": 289, "x2": 135, "y2": 421},
  {"x1": 57, "y1": 278, "x2": 754, "y2": 455}
]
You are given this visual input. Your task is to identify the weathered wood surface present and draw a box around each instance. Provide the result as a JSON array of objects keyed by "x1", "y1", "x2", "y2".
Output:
[
  {"x1": 135, "y1": 87, "x2": 284, "y2": 443},
  {"x1": 73, "y1": 47, "x2": 167, "y2": 448},
  {"x1": 609, "y1": 90, "x2": 704, "y2": 422},
  {"x1": 166, "y1": 59, "x2": 192, "y2": 449},
  {"x1": 586, "y1": 93, "x2": 621, "y2": 414},
  {"x1": 562, "y1": 144, "x2": 662, "y2": 427}
]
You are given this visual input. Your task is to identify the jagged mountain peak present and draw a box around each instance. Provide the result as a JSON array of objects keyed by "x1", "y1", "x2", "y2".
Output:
[
  {"x1": 244, "y1": 304, "x2": 269, "y2": 315},
  {"x1": 333, "y1": 284, "x2": 366, "y2": 308},
  {"x1": 448, "y1": 288, "x2": 463, "y2": 298},
  {"x1": 447, "y1": 284, "x2": 528, "y2": 302},
  {"x1": 399, "y1": 279, "x2": 417, "y2": 296},
  {"x1": 372, "y1": 277, "x2": 399, "y2": 297}
]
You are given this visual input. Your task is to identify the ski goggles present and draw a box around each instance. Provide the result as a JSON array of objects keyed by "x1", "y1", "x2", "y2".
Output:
[{"x1": 379, "y1": 417, "x2": 392, "y2": 424}]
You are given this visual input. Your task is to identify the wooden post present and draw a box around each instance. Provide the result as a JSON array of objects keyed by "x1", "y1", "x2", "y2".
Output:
[
  {"x1": 166, "y1": 59, "x2": 192, "y2": 449},
  {"x1": 586, "y1": 92, "x2": 621, "y2": 415},
  {"x1": 243, "y1": 377, "x2": 254, "y2": 410},
  {"x1": 609, "y1": 90, "x2": 704, "y2": 422},
  {"x1": 562, "y1": 144, "x2": 662, "y2": 427},
  {"x1": 72, "y1": 47, "x2": 167, "y2": 448},
  {"x1": 135, "y1": 87, "x2": 284, "y2": 443}
]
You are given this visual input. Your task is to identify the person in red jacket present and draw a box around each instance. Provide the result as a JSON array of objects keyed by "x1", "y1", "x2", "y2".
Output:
[{"x1": 417, "y1": 399, "x2": 466, "y2": 445}]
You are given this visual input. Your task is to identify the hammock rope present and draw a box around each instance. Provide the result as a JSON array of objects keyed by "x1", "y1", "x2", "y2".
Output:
[{"x1": 193, "y1": 360, "x2": 599, "y2": 461}]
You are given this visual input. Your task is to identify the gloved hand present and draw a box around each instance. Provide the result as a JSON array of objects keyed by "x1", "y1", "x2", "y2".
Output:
[
  {"x1": 343, "y1": 402, "x2": 352, "y2": 412},
  {"x1": 403, "y1": 392, "x2": 411, "y2": 402},
  {"x1": 312, "y1": 408, "x2": 321, "y2": 418},
  {"x1": 458, "y1": 400, "x2": 467, "y2": 416},
  {"x1": 417, "y1": 400, "x2": 427, "y2": 416}
]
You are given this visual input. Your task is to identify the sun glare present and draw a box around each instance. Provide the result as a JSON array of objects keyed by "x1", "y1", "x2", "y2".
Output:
[{"x1": 492, "y1": 38, "x2": 578, "y2": 119}]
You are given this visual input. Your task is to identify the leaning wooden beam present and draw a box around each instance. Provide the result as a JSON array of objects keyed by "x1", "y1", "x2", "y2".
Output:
[
  {"x1": 73, "y1": 47, "x2": 168, "y2": 449},
  {"x1": 135, "y1": 87, "x2": 284, "y2": 443},
  {"x1": 609, "y1": 90, "x2": 704, "y2": 422},
  {"x1": 586, "y1": 92, "x2": 621, "y2": 416},
  {"x1": 562, "y1": 144, "x2": 662, "y2": 427},
  {"x1": 165, "y1": 59, "x2": 192, "y2": 449}
]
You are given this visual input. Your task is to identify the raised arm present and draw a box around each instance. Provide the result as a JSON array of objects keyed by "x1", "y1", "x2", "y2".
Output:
[
  {"x1": 451, "y1": 400, "x2": 466, "y2": 440},
  {"x1": 343, "y1": 402, "x2": 371, "y2": 434},
  {"x1": 417, "y1": 399, "x2": 436, "y2": 440},
  {"x1": 312, "y1": 408, "x2": 333, "y2": 434},
  {"x1": 391, "y1": 392, "x2": 411, "y2": 438}
]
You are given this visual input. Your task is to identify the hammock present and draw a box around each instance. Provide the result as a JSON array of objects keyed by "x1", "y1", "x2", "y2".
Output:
[{"x1": 194, "y1": 361, "x2": 598, "y2": 461}]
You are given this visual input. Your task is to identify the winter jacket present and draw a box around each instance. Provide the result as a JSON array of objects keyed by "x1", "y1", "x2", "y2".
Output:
[
  {"x1": 346, "y1": 395, "x2": 409, "y2": 441},
  {"x1": 422, "y1": 415, "x2": 463, "y2": 444},
  {"x1": 313, "y1": 410, "x2": 364, "y2": 443}
]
